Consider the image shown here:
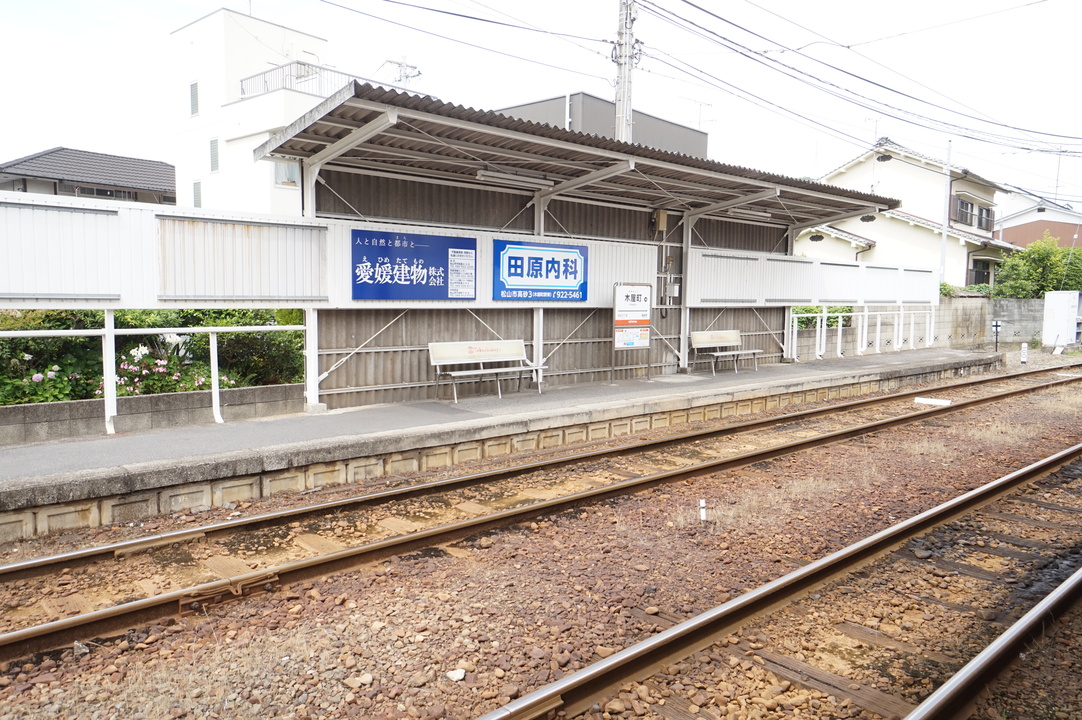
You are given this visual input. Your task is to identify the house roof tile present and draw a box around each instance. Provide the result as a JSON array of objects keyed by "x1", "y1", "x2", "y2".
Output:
[{"x1": 0, "y1": 147, "x2": 175, "y2": 193}]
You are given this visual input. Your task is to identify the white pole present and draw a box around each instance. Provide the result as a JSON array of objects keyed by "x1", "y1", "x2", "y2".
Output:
[
  {"x1": 102, "y1": 310, "x2": 117, "y2": 435},
  {"x1": 941, "y1": 140, "x2": 952, "y2": 285},
  {"x1": 304, "y1": 308, "x2": 325, "y2": 412},
  {"x1": 209, "y1": 332, "x2": 223, "y2": 424}
]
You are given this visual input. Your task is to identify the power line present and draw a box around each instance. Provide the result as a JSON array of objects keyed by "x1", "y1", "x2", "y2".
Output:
[
  {"x1": 639, "y1": 0, "x2": 1082, "y2": 149},
  {"x1": 315, "y1": 0, "x2": 613, "y2": 84}
]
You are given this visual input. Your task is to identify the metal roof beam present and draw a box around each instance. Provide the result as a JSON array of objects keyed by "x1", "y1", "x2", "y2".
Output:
[
  {"x1": 305, "y1": 110, "x2": 398, "y2": 168},
  {"x1": 254, "y1": 83, "x2": 358, "y2": 160},
  {"x1": 536, "y1": 160, "x2": 635, "y2": 201},
  {"x1": 684, "y1": 188, "x2": 779, "y2": 223}
]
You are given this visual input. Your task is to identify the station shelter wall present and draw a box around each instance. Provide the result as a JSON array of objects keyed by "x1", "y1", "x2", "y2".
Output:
[{"x1": 315, "y1": 171, "x2": 791, "y2": 407}]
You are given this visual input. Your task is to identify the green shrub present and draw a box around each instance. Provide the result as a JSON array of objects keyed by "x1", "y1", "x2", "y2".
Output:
[{"x1": 792, "y1": 306, "x2": 854, "y2": 329}]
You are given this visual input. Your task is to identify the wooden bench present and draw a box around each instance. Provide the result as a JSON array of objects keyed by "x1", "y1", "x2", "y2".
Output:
[
  {"x1": 428, "y1": 339, "x2": 546, "y2": 403},
  {"x1": 689, "y1": 330, "x2": 763, "y2": 375}
]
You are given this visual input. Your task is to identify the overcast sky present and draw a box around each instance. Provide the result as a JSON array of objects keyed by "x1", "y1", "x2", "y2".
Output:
[{"x1": 4, "y1": 0, "x2": 1080, "y2": 206}]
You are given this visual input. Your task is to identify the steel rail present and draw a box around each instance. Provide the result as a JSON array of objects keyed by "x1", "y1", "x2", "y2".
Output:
[
  {"x1": 1, "y1": 367, "x2": 1080, "y2": 661},
  {"x1": 904, "y1": 563, "x2": 1082, "y2": 720},
  {"x1": 474, "y1": 441, "x2": 1082, "y2": 720},
  {"x1": 3, "y1": 364, "x2": 1079, "y2": 583}
]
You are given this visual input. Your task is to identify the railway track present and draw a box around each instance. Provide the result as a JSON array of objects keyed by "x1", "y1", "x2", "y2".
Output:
[
  {"x1": 478, "y1": 447, "x2": 1082, "y2": 720},
  {"x1": 1, "y1": 363, "x2": 1081, "y2": 667}
]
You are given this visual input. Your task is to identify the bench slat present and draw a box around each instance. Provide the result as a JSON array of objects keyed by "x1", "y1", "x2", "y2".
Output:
[
  {"x1": 428, "y1": 339, "x2": 544, "y2": 402},
  {"x1": 689, "y1": 331, "x2": 760, "y2": 376}
]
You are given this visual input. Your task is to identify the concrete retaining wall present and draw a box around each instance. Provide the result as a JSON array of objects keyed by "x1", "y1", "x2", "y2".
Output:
[
  {"x1": 0, "y1": 384, "x2": 304, "y2": 446},
  {"x1": 793, "y1": 297, "x2": 1045, "y2": 360},
  {"x1": 0, "y1": 353, "x2": 1002, "y2": 542}
]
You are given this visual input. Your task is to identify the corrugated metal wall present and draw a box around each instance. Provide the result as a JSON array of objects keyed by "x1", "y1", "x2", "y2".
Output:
[
  {"x1": 1, "y1": 200, "x2": 126, "y2": 301},
  {"x1": 158, "y1": 218, "x2": 327, "y2": 301},
  {"x1": 319, "y1": 307, "x2": 542, "y2": 407},
  {"x1": 320, "y1": 171, "x2": 534, "y2": 233}
]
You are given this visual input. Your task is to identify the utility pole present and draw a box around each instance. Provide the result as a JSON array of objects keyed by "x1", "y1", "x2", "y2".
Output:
[
  {"x1": 613, "y1": 0, "x2": 639, "y2": 143},
  {"x1": 941, "y1": 140, "x2": 952, "y2": 285}
]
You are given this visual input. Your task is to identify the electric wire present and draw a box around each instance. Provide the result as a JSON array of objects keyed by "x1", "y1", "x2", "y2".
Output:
[
  {"x1": 315, "y1": 0, "x2": 613, "y2": 83},
  {"x1": 638, "y1": 0, "x2": 1082, "y2": 152},
  {"x1": 741, "y1": 0, "x2": 1058, "y2": 151},
  {"x1": 663, "y1": 0, "x2": 1078, "y2": 145}
]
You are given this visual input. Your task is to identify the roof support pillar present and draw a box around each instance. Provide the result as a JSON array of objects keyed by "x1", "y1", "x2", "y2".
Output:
[{"x1": 678, "y1": 214, "x2": 694, "y2": 371}]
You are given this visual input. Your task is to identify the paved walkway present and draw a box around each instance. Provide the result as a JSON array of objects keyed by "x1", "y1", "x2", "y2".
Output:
[{"x1": 0, "y1": 346, "x2": 995, "y2": 485}]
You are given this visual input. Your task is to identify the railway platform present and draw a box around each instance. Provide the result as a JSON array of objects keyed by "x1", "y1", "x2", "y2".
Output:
[{"x1": 0, "y1": 348, "x2": 1005, "y2": 541}]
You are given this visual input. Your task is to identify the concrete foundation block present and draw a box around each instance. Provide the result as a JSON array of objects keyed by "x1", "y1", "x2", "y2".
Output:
[
  {"x1": 587, "y1": 423, "x2": 610, "y2": 441},
  {"x1": 101, "y1": 493, "x2": 160, "y2": 525},
  {"x1": 385, "y1": 452, "x2": 421, "y2": 475},
  {"x1": 610, "y1": 419, "x2": 632, "y2": 436},
  {"x1": 453, "y1": 442, "x2": 483, "y2": 464},
  {"x1": 563, "y1": 426, "x2": 587, "y2": 445},
  {"x1": 721, "y1": 402, "x2": 737, "y2": 418},
  {"x1": 669, "y1": 410, "x2": 688, "y2": 426},
  {"x1": 651, "y1": 414, "x2": 670, "y2": 429},
  {"x1": 704, "y1": 405, "x2": 721, "y2": 421},
  {"x1": 261, "y1": 469, "x2": 308, "y2": 496},
  {"x1": 211, "y1": 476, "x2": 261, "y2": 507},
  {"x1": 347, "y1": 457, "x2": 384, "y2": 482},
  {"x1": 421, "y1": 447, "x2": 452, "y2": 471},
  {"x1": 308, "y1": 462, "x2": 346, "y2": 488},
  {"x1": 538, "y1": 430, "x2": 563, "y2": 449},
  {"x1": 0, "y1": 512, "x2": 35, "y2": 543},
  {"x1": 160, "y1": 483, "x2": 213, "y2": 514},
  {"x1": 512, "y1": 433, "x2": 539, "y2": 453},
  {"x1": 631, "y1": 417, "x2": 651, "y2": 433},
  {"x1": 482, "y1": 437, "x2": 513, "y2": 458},
  {"x1": 36, "y1": 502, "x2": 100, "y2": 534}
]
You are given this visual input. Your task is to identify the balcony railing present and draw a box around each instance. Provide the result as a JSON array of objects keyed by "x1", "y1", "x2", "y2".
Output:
[{"x1": 240, "y1": 61, "x2": 370, "y2": 99}]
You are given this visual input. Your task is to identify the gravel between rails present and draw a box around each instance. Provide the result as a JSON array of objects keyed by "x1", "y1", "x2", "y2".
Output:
[{"x1": 1, "y1": 347, "x2": 1080, "y2": 720}]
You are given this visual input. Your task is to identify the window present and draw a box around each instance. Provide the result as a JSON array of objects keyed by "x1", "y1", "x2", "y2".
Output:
[
  {"x1": 115, "y1": 190, "x2": 134, "y2": 201},
  {"x1": 274, "y1": 161, "x2": 301, "y2": 187},
  {"x1": 57, "y1": 183, "x2": 76, "y2": 195},
  {"x1": 971, "y1": 259, "x2": 991, "y2": 285},
  {"x1": 951, "y1": 196, "x2": 975, "y2": 225},
  {"x1": 193, "y1": 181, "x2": 202, "y2": 208},
  {"x1": 209, "y1": 139, "x2": 219, "y2": 173},
  {"x1": 977, "y1": 206, "x2": 995, "y2": 231},
  {"x1": 190, "y1": 82, "x2": 199, "y2": 116}
]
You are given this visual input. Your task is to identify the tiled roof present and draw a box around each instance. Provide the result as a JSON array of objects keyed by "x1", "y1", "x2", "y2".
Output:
[{"x1": 0, "y1": 147, "x2": 175, "y2": 193}]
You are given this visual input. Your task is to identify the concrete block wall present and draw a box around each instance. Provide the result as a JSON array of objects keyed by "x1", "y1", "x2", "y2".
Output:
[
  {"x1": 794, "y1": 297, "x2": 1044, "y2": 360},
  {"x1": 0, "y1": 352, "x2": 1004, "y2": 543},
  {"x1": 0, "y1": 384, "x2": 304, "y2": 445}
]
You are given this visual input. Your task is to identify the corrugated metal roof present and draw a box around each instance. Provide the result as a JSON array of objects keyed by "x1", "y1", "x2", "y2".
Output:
[
  {"x1": 0, "y1": 147, "x2": 175, "y2": 193},
  {"x1": 256, "y1": 82, "x2": 899, "y2": 230}
]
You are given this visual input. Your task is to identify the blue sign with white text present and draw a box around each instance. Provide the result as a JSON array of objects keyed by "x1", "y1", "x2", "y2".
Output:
[
  {"x1": 492, "y1": 239, "x2": 588, "y2": 301},
  {"x1": 352, "y1": 230, "x2": 476, "y2": 301}
]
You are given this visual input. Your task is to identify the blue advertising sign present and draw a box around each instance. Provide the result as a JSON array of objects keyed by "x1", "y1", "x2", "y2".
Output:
[
  {"x1": 492, "y1": 239, "x2": 588, "y2": 301},
  {"x1": 352, "y1": 230, "x2": 476, "y2": 301}
]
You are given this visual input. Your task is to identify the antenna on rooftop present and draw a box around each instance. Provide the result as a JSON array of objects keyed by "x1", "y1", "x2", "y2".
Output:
[{"x1": 378, "y1": 59, "x2": 421, "y2": 86}]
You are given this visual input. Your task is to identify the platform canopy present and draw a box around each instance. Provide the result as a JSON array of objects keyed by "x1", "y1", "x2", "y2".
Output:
[{"x1": 255, "y1": 82, "x2": 898, "y2": 232}]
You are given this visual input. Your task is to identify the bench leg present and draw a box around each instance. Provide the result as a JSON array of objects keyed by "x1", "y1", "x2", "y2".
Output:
[
  {"x1": 452, "y1": 378, "x2": 459, "y2": 403},
  {"x1": 495, "y1": 375, "x2": 503, "y2": 399}
]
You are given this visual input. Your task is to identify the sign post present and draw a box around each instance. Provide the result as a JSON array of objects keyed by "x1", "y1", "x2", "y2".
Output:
[{"x1": 612, "y1": 283, "x2": 653, "y2": 383}]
